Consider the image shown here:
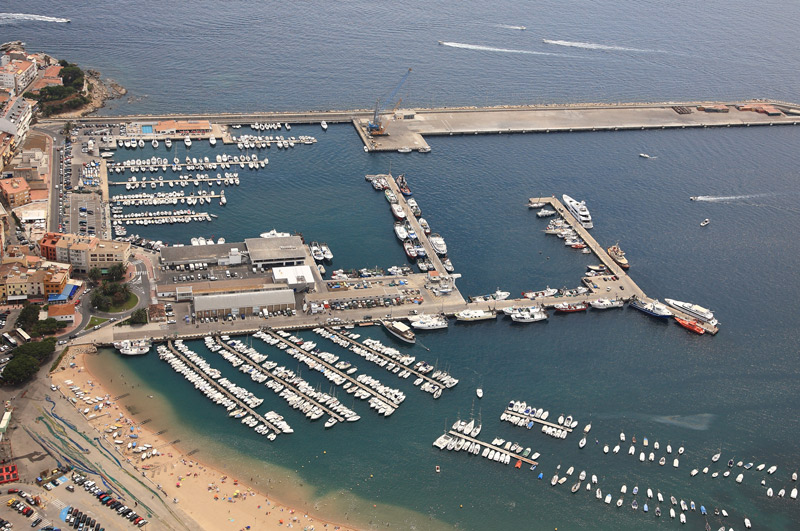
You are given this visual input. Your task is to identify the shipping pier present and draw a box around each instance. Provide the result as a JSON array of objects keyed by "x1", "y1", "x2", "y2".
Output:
[{"x1": 166, "y1": 341, "x2": 282, "y2": 435}]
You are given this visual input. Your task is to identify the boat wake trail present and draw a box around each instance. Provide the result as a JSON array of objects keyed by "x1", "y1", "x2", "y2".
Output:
[
  {"x1": 651, "y1": 413, "x2": 715, "y2": 431},
  {"x1": 494, "y1": 24, "x2": 527, "y2": 31},
  {"x1": 691, "y1": 193, "x2": 770, "y2": 203},
  {"x1": 438, "y1": 41, "x2": 585, "y2": 58},
  {"x1": 0, "y1": 13, "x2": 70, "y2": 24},
  {"x1": 542, "y1": 39, "x2": 665, "y2": 54}
]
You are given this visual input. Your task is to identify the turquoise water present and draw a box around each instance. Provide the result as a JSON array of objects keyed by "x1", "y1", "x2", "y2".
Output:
[{"x1": 6, "y1": 1, "x2": 800, "y2": 528}]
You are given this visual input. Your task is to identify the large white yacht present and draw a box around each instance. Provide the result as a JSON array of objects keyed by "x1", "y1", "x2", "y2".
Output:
[
  {"x1": 184, "y1": 136, "x2": 192, "y2": 147},
  {"x1": 562, "y1": 194, "x2": 593, "y2": 229},
  {"x1": 113, "y1": 339, "x2": 151, "y2": 356},
  {"x1": 409, "y1": 314, "x2": 449, "y2": 330},
  {"x1": 664, "y1": 298, "x2": 718, "y2": 325}
]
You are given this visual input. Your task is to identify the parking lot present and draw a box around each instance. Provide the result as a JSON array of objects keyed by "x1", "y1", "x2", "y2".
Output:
[{"x1": 66, "y1": 194, "x2": 103, "y2": 239}]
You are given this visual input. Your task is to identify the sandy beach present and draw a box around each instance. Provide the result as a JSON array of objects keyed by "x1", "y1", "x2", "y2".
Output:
[{"x1": 50, "y1": 345, "x2": 357, "y2": 531}]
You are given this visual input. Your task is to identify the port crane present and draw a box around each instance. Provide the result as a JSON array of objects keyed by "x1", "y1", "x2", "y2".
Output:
[{"x1": 367, "y1": 68, "x2": 412, "y2": 135}]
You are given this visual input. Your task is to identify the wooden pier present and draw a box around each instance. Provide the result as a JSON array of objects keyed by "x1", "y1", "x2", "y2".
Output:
[
  {"x1": 323, "y1": 327, "x2": 455, "y2": 394},
  {"x1": 166, "y1": 341, "x2": 281, "y2": 435},
  {"x1": 214, "y1": 337, "x2": 347, "y2": 423},
  {"x1": 446, "y1": 430, "x2": 539, "y2": 467},
  {"x1": 262, "y1": 330, "x2": 404, "y2": 408}
]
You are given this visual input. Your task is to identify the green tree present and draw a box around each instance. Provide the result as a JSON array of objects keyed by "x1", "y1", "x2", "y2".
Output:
[
  {"x1": 1, "y1": 354, "x2": 39, "y2": 385},
  {"x1": 88, "y1": 267, "x2": 102, "y2": 283},
  {"x1": 129, "y1": 308, "x2": 148, "y2": 325},
  {"x1": 32, "y1": 318, "x2": 68, "y2": 337},
  {"x1": 108, "y1": 263, "x2": 127, "y2": 282},
  {"x1": 91, "y1": 292, "x2": 111, "y2": 312},
  {"x1": 15, "y1": 303, "x2": 41, "y2": 333}
]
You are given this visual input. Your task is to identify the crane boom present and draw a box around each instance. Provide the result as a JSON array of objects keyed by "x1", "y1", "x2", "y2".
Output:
[{"x1": 368, "y1": 68, "x2": 412, "y2": 132}]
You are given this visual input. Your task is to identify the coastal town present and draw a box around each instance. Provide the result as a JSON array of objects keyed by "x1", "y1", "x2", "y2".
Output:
[{"x1": 0, "y1": 30, "x2": 798, "y2": 531}]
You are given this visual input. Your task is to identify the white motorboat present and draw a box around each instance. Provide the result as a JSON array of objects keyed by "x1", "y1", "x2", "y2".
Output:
[
  {"x1": 510, "y1": 307, "x2": 548, "y2": 323},
  {"x1": 454, "y1": 309, "x2": 497, "y2": 322},
  {"x1": 112, "y1": 339, "x2": 151, "y2": 356},
  {"x1": 476, "y1": 388, "x2": 483, "y2": 399},
  {"x1": 209, "y1": 136, "x2": 217, "y2": 146},
  {"x1": 537, "y1": 208, "x2": 556, "y2": 218},
  {"x1": 409, "y1": 314, "x2": 448, "y2": 330},
  {"x1": 590, "y1": 298, "x2": 624, "y2": 309},
  {"x1": 394, "y1": 222, "x2": 408, "y2": 241},
  {"x1": 165, "y1": 138, "x2": 172, "y2": 148},
  {"x1": 151, "y1": 139, "x2": 158, "y2": 148},
  {"x1": 321, "y1": 120, "x2": 328, "y2": 130},
  {"x1": 184, "y1": 136, "x2": 192, "y2": 147},
  {"x1": 562, "y1": 194, "x2": 593, "y2": 229},
  {"x1": 639, "y1": 153, "x2": 651, "y2": 158},
  {"x1": 700, "y1": 218, "x2": 710, "y2": 227}
]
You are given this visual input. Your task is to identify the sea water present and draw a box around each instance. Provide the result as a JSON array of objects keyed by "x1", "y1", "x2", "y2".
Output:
[{"x1": 7, "y1": 1, "x2": 800, "y2": 528}]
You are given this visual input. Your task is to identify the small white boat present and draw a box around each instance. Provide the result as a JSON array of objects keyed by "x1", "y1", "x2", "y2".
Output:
[
  {"x1": 700, "y1": 218, "x2": 710, "y2": 227},
  {"x1": 639, "y1": 153, "x2": 651, "y2": 158},
  {"x1": 184, "y1": 136, "x2": 192, "y2": 147},
  {"x1": 321, "y1": 120, "x2": 328, "y2": 131},
  {"x1": 476, "y1": 388, "x2": 483, "y2": 399},
  {"x1": 744, "y1": 517, "x2": 752, "y2": 529},
  {"x1": 712, "y1": 451, "x2": 721, "y2": 462}
]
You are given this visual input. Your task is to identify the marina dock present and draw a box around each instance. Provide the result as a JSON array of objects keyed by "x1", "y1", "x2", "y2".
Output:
[
  {"x1": 166, "y1": 341, "x2": 281, "y2": 435},
  {"x1": 322, "y1": 327, "x2": 457, "y2": 396},
  {"x1": 214, "y1": 336, "x2": 347, "y2": 423},
  {"x1": 262, "y1": 330, "x2": 404, "y2": 408},
  {"x1": 502, "y1": 408, "x2": 575, "y2": 434},
  {"x1": 446, "y1": 430, "x2": 539, "y2": 467}
]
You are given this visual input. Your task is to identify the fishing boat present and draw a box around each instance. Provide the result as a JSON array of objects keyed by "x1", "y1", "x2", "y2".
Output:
[
  {"x1": 510, "y1": 307, "x2": 548, "y2": 323},
  {"x1": 309, "y1": 242, "x2": 325, "y2": 262},
  {"x1": 320, "y1": 242, "x2": 334, "y2": 261},
  {"x1": 522, "y1": 287, "x2": 558, "y2": 300},
  {"x1": 607, "y1": 243, "x2": 630, "y2": 269},
  {"x1": 469, "y1": 289, "x2": 510, "y2": 302},
  {"x1": 629, "y1": 297, "x2": 673, "y2": 319},
  {"x1": 562, "y1": 194, "x2": 593, "y2": 229},
  {"x1": 553, "y1": 302, "x2": 588, "y2": 313},
  {"x1": 391, "y1": 203, "x2": 406, "y2": 220},
  {"x1": 664, "y1": 298, "x2": 718, "y2": 325},
  {"x1": 384, "y1": 189, "x2": 398, "y2": 203},
  {"x1": 403, "y1": 240, "x2": 418, "y2": 259},
  {"x1": 675, "y1": 317, "x2": 705, "y2": 334},
  {"x1": 381, "y1": 320, "x2": 416, "y2": 344},
  {"x1": 418, "y1": 218, "x2": 432, "y2": 234},
  {"x1": 407, "y1": 197, "x2": 421, "y2": 215},
  {"x1": 454, "y1": 309, "x2": 497, "y2": 322}
]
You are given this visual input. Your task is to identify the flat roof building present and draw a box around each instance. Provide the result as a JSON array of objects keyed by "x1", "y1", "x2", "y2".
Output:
[
  {"x1": 244, "y1": 236, "x2": 306, "y2": 268},
  {"x1": 193, "y1": 289, "x2": 295, "y2": 318}
]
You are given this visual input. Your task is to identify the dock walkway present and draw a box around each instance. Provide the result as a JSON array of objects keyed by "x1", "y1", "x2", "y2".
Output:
[
  {"x1": 262, "y1": 330, "x2": 403, "y2": 408},
  {"x1": 214, "y1": 337, "x2": 345, "y2": 423},
  {"x1": 323, "y1": 327, "x2": 452, "y2": 394},
  {"x1": 446, "y1": 430, "x2": 538, "y2": 466},
  {"x1": 502, "y1": 409, "x2": 574, "y2": 433},
  {"x1": 166, "y1": 341, "x2": 281, "y2": 435}
]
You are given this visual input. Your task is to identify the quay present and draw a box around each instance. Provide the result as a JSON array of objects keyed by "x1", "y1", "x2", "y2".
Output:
[
  {"x1": 113, "y1": 212, "x2": 212, "y2": 222},
  {"x1": 49, "y1": 99, "x2": 800, "y2": 153},
  {"x1": 214, "y1": 336, "x2": 347, "y2": 423},
  {"x1": 381, "y1": 174, "x2": 450, "y2": 276},
  {"x1": 166, "y1": 340, "x2": 281, "y2": 435},
  {"x1": 262, "y1": 330, "x2": 403, "y2": 408},
  {"x1": 322, "y1": 327, "x2": 455, "y2": 395},
  {"x1": 446, "y1": 430, "x2": 538, "y2": 467}
]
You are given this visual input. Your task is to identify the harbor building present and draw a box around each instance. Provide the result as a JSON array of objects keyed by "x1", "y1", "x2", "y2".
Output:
[
  {"x1": 154, "y1": 120, "x2": 212, "y2": 135},
  {"x1": 244, "y1": 236, "x2": 306, "y2": 269},
  {"x1": 46, "y1": 303, "x2": 75, "y2": 323},
  {"x1": 272, "y1": 265, "x2": 315, "y2": 291},
  {"x1": 159, "y1": 242, "x2": 243, "y2": 268},
  {"x1": 0, "y1": 177, "x2": 30, "y2": 207},
  {"x1": 193, "y1": 289, "x2": 295, "y2": 319}
]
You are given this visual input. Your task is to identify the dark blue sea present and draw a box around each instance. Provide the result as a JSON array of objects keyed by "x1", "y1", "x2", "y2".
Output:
[{"x1": 4, "y1": 1, "x2": 800, "y2": 529}]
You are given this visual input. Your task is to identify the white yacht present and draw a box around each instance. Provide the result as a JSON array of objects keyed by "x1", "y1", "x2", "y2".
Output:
[
  {"x1": 321, "y1": 120, "x2": 328, "y2": 131},
  {"x1": 394, "y1": 222, "x2": 408, "y2": 241},
  {"x1": 260, "y1": 229, "x2": 291, "y2": 239},
  {"x1": 164, "y1": 138, "x2": 172, "y2": 148},
  {"x1": 409, "y1": 314, "x2": 449, "y2": 330},
  {"x1": 590, "y1": 298, "x2": 624, "y2": 309},
  {"x1": 151, "y1": 139, "x2": 159, "y2": 149},
  {"x1": 455, "y1": 309, "x2": 497, "y2": 322},
  {"x1": 562, "y1": 194, "x2": 593, "y2": 229},
  {"x1": 113, "y1": 339, "x2": 151, "y2": 356},
  {"x1": 429, "y1": 233, "x2": 447, "y2": 255},
  {"x1": 184, "y1": 136, "x2": 192, "y2": 147},
  {"x1": 209, "y1": 136, "x2": 217, "y2": 146},
  {"x1": 664, "y1": 298, "x2": 718, "y2": 325}
]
